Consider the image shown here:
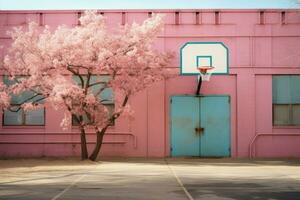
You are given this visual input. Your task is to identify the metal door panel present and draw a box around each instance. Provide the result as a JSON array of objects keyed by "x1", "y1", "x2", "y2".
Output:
[
  {"x1": 200, "y1": 96, "x2": 230, "y2": 157},
  {"x1": 170, "y1": 96, "x2": 200, "y2": 156}
]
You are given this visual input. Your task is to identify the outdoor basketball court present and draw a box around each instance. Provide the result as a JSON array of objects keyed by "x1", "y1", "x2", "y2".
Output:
[{"x1": 0, "y1": 158, "x2": 299, "y2": 200}]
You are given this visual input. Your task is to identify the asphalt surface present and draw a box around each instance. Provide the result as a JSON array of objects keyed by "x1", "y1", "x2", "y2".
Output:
[{"x1": 0, "y1": 158, "x2": 299, "y2": 200}]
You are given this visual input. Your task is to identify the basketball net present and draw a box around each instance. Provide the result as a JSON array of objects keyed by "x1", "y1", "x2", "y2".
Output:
[{"x1": 197, "y1": 66, "x2": 214, "y2": 82}]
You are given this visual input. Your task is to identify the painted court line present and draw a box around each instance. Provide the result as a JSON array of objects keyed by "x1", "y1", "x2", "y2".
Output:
[
  {"x1": 51, "y1": 174, "x2": 87, "y2": 200},
  {"x1": 51, "y1": 163, "x2": 100, "y2": 200},
  {"x1": 165, "y1": 160, "x2": 194, "y2": 200}
]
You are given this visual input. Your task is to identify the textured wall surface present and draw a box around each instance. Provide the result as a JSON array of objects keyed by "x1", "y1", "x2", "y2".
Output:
[{"x1": 0, "y1": 9, "x2": 300, "y2": 158}]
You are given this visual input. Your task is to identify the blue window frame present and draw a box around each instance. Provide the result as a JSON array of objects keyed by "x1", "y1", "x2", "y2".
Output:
[
  {"x1": 273, "y1": 75, "x2": 300, "y2": 126},
  {"x1": 2, "y1": 76, "x2": 45, "y2": 126}
]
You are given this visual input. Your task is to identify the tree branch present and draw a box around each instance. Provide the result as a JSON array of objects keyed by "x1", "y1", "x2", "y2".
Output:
[
  {"x1": 67, "y1": 65, "x2": 84, "y2": 88},
  {"x1": 84, "y1": 73, "x2": 91, "y2": 95},
  {"x1": 88, "y1": 81, "x2": 106, "y2": 88},
  {"x1": 7, "y1": 94, "x2": 46, "y2": 113},
  {"x1": 19, "y1": 93, "x2": 42, "y2": 105}
]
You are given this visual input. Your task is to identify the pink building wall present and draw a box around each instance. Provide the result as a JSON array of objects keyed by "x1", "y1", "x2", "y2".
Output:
[{"x1": 0, "y1": 9, "x2": 300, "y2": 158}]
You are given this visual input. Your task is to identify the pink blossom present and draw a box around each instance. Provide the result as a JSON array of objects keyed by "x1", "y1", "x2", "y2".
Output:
[
  {"x1": 0, "y1": 83, "x2": 10, "y2": 109},
  {"x1": 1, "y1": 10, "x2": 172, "y2": 148},
  {"x1": 21, "y1": 102, "x2": 44, "y2": 111},
  {"x1": 0, "y1": 92, "x2": 10, "y2": 109}
]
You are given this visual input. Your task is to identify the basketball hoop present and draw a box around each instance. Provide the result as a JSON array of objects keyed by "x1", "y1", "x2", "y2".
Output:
[
  {"x1": 196, "y1": 66, "x2": 214, "y2": 95},
  {"x1": 180, "y1": 42, "x2": 229, "y2": 95},
  {"x1": 197, "y1": 66, "x2": 214, "y2": 81}
]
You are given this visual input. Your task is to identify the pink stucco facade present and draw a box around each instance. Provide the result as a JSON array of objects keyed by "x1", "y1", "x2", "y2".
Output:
[{"x1": 0, "y1": 9, "x2": 300, "y2": 158}]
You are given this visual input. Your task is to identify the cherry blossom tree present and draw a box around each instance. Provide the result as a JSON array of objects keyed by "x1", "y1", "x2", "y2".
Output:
[{"x1": 1, "y1": 10, "x2": 172, "y2": 161}]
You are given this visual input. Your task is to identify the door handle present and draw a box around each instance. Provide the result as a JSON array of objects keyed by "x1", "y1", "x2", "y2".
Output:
[{"x1": 195, "y1": 127, "x2": 204, "y2": 134}]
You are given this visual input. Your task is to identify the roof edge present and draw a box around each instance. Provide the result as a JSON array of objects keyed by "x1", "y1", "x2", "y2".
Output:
[{"x1": 0, "y1": 8, "x2": 299, "y2": 14}]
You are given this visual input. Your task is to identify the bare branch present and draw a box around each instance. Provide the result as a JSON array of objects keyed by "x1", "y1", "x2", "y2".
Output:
[
  {"x1": 67, "y1": 65, "x2": 84, "y2": 88},
  {"x1": 7, "y1": 106, "x2": 22, "y2": 113},
  {"x1": 17, "y1": 93, "x2": 42, "y2": 105},
  {"x1": 84, "y1": 73, "x2": 91, "y2": 95},
  {"x1": 94, "y1": 86, "x2": 107, "y2": 97},
  {"x1": 88, "y1": 81, "x2": 106, "y2": 88}
]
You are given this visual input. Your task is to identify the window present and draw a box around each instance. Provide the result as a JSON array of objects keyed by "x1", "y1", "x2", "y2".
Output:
[
  {"x1": 3, "y1": 76, "x2": 45, "y2": 126},
  {"x1": 72, "y1": 75, "x2": 114, "y2": 126},
  {"x1": 273, "y1": 75, "x2": 300, "y2": 126}
]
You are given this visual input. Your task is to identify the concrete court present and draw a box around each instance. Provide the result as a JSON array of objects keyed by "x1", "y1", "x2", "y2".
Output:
[{"x1": 0, "y1": 158, "x2": 299, "y2": 200}]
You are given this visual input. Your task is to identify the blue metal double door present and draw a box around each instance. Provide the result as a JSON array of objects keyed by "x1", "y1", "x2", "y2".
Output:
[{"x1": 170, "y1": 95, "x2": 230, "y2": 157}]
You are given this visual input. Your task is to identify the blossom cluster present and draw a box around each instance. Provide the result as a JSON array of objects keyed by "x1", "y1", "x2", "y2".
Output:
[{"x1": 1, "y1": 10, "x2": 172, "y2": 130}]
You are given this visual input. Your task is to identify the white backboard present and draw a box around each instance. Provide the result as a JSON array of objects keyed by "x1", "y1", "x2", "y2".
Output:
[{"x1": 180, "y1": 42, "x2": 229, "y2": 75}]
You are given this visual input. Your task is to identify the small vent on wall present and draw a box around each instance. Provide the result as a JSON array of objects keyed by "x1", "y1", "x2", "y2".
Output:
[
  {"x1": 121, "y1": 12, "x2": 126, "y2": 25},
  {"x1": 281, "y1": 11, "x2": 286, "y2": 25},
  {"x1": 215, "y1": 11, "x2": 220, "y2": 25},
  {"x1": 259, "y1": 11, "x2": 265, "y2": 24},
  {"x1": 175, "y1": 11, "x2": 179, "y2": 25},
  {"x1": 77, "y1": 12, "x2": 81, "y2": 25},
  {"x1": 195, "y1": 11, "x2": 200, "y2": 25},
  {"x1": 39, "y1": 13, "x2": 43, "y2": 26}
]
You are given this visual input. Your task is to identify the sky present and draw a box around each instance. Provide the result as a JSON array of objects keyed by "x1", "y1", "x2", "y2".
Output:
[{"x1": 0, "y1": 0, "x2": 299, "y2": 10}]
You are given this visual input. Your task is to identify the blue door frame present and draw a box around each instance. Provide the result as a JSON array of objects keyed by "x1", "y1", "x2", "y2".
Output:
[{"x1": 170, "y1": 95, "x2": 231, "y2": 157}]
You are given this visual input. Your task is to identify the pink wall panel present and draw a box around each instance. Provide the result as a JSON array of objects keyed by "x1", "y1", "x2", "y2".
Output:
[
  {"x1": 25, "y1": 13, "x2": 39, "y2": 24},
  {"x1": 236, "y1": 37, "x2": 251, "y2": 66},
  {"x1": 231, "y1": 12, "x2": 258, "y2": 25},
  {"x1": 221, "y1": 12, "x2": 238, "y2": 24},
  {"x1": 287, "y1": 12, "x2": 300, "y2": 24},
  {"x1": 126, "y1": 90, "x2": 148, "y2": 156},
  {"x1": 265, "y1": 12, "x2": 280, "y2": 24},
  {"x1": 256, "y1": 136, "x2": 300, "y2": 157},
  {"x1": 272, "y1": 24, "x2": 300, "y2": 36},
  {"x1": 222, "y1": 12, "x2": 257, "y2": 35},
  {"x1": 254, "y1": 37, "x2": 272, "y2": 66},
  {"x1": 0, "y1": 26, "x2": 11, "y2": 38},
  {"x1": 103, "y1": 12, "x2": 122, "y2": 28},
  {"x1": 236, "y1": 71, "x2": 256, "y2": 157},
  {"x1": 254, "y1": 24, "x2": 272, "y2": 36},
  {"x1": 152, "y1": 38, "x2": 165, "y2": 52},
  {"x1": 164, "y1": 24, "x2": 237, "y2": 36},
  {"x1": 272, "y1": 37, "x2": 300, "y2": 66},
  {"x1": 44, "y1": 13, "x2": 76, "y2": 27},
  {"x1": 0, "y1": 14, "x2": 7, "y2": 25},
  {"x1": 201, "y1": 12, "x2": 215, "y2": 24},
  {"x1": 147, "y1": 81, "x2": 165, "y2": 157},
  {"x1": 6, "y1": 14, "x2": 27, "y2": 25},
  {"x1": 127, "y1": 12, "x2": 148, "y2": 24},
  {"x1": 43, "y1": 144, "x2": 75, "y2": 156},
  {"x1": 273, "y1": 128, "x2": 300, "y2": 134},
  {"x1": 0, "y1": 144, "x2": 44, "y2": 157},
  {"x1": 45, "y1": 105, "x2": 65, "y2": 132},
  {"x1": 255, "y1": 75, "x2": 273, "y2": 133},
  {"x1": 180, "y1": 12, "x2": 196, "y2": 24},
  {"x1": 160, "y1": 12, "x2": 174, "y2": 24}
]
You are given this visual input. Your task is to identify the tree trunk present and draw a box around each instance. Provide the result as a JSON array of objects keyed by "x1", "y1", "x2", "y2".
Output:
[
  {"x1": 89, "y1": 95, "x2": 129, "y2": 161},
  {"x1": 80, "y1": 127, "x2": 89, "y2": 160},
  {"x1": 89, "y1": 129, "x2": 105, "y2": 161}
]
